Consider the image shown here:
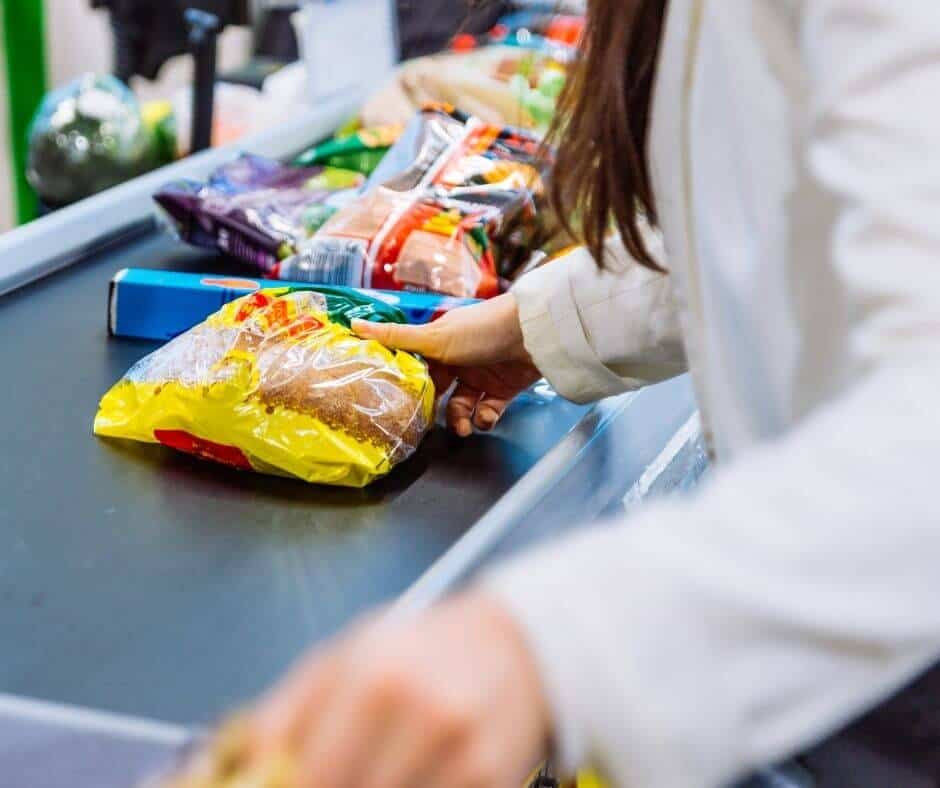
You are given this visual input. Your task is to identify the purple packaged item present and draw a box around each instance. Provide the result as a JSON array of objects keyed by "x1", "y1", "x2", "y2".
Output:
[{"x1": 154, "y1": 154, "x2": 364, "y2": 273}]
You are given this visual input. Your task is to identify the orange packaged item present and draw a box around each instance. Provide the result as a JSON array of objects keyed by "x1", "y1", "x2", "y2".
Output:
[{"x1": 275, "y1": 106, "x2": 549, "y2": 299}]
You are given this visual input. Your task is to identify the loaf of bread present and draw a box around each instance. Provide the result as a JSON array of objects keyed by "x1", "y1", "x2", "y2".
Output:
[{"x1": 95, "y1": 288, "x2": 435, "y2": 487}]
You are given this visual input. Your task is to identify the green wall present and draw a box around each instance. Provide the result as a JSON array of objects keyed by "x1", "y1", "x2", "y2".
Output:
[{"x1": 2, "y1": 0, "x2": 48, "y2": 224}]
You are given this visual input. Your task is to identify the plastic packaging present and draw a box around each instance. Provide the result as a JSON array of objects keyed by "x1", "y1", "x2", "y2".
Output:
[
  {"x1": 27, "y1": 74, "x2": 162, "y2": 206},
  {"x1": 154, "y1": 154, "x2": 365, "y2": 273},
  {"x1": 293, "y1": 123, "x2": 403, "y2": 175},
  {"x1": 152, "y1": 718, "x2": 607, "y2": 788},
  {"x1": 171, "y1": 83, "x2": 270, "y2": 156},
  {"x1": 108, "y1": 268, "x2": 479, "y2": 341},
  {"x1": 361, "y1": 45, "x2": 571, "y2": 133},
  {"x1": 94, "y1": 287, "x2": 434, "y2": 488},
  {"x1": 276, "y1": 105, "x2": 550, "y2": 298}
]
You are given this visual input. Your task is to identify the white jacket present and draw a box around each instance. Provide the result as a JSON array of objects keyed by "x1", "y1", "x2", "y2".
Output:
[{"x1": 485, "y1": 1, "x2": 940, "y2": 786}]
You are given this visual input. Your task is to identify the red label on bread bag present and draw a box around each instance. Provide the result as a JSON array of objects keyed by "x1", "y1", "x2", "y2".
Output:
[{"x1": 154, "y1": 430, "x2": 253, "y2": 470}]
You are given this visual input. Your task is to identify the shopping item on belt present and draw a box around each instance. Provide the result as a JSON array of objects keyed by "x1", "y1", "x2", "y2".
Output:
[
  {"x1": 107, "y1": 268, "x2": 479, "y2": 342},
  {"x1": 274, "y1": 105, "x2": 550, "y2": 298},
  {"x1": 293, "y1": 123, "x2": 404, "y2": 175},
  {"x1": 154, "y1": 154, "x2": 365, "y2": 273},
  {"x1": 149, "y1": 717, "x2": 609, "y2": 788},
  {"x1": 361, "y1": 45, "x2": 570, "y2": 133},
  {"x1": 94, "y1": 287, "x2": 434, "y2": 488}
]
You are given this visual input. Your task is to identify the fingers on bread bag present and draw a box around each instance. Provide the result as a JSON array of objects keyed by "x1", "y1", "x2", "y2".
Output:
[{"x1": 94, "y1": 287, "x2": 435, "y2": 487}]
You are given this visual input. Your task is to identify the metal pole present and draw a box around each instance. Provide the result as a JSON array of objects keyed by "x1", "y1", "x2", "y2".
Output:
[{"x1": 185, "y1": 8, "x2": 220, "y2": 154}]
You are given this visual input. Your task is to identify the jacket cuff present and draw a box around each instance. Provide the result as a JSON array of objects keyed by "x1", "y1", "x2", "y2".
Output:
[{"x1": 511, "y1": 258, "x2": 629, "y2": 404}]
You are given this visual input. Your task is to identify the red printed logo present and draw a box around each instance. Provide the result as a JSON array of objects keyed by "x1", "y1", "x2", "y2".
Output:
[{"x1": 154, "y1": 430, "x2": 253, "y2": 470}]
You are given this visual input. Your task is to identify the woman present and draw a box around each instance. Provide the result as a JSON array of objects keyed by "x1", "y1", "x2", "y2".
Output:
[{"x1": 251, "y1": 1, "x2": 940, "y2": 786}]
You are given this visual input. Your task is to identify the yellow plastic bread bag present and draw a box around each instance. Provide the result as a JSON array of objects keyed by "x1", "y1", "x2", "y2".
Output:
[{"x1": 94, "y1": 286, "x2": 435, "y2": 487}]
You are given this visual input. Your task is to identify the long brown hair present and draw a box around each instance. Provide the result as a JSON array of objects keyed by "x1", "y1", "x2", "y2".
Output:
[{"x1": 547, "y1": 0, "x2": 668, "y2": 270}]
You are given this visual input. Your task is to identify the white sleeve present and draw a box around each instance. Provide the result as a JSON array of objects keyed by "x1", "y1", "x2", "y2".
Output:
[
  {"x1": 484, "y1": 3, "x2": 940, "y2": 786},
  {"x1": 511, "y1": 232, "x2": 687, "y2": 404}
]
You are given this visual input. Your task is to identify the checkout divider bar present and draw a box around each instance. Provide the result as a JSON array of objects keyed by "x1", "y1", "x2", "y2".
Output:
[{"x1": 0, "y1": 92, "x2": 364, "y2": 300}]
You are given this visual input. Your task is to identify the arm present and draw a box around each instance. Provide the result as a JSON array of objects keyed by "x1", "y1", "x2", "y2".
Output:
[
  {"x1": 513, "y1": 231, "x2": 687, "y2": 404},
  {"x1": 484, "y1": 2, "x2": 940, "y2": 785},
  {"x1": 352, "y1": 230, "x2": 684, "y2": 436}
]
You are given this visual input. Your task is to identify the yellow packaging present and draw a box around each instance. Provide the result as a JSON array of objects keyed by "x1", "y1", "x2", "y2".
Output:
[{"x1": 94, "y1": 287, "x2": 435, "y2": 487}]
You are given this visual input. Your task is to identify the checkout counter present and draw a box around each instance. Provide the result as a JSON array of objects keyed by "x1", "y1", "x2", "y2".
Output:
[
  {"x1": 0, "y1": 98, "x2": 702, "y2": 785},
  {"x1": 4, "y1": 81, "x2": 930, "y2": 787}
]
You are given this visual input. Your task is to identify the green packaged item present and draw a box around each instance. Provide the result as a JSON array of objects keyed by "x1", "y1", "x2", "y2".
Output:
[
  {"x1": 27, "y1": 74, "x2": 162, "y2": 206},
  {"x1": 294, "y1": 124, "x2": 403, "y2": 175}
]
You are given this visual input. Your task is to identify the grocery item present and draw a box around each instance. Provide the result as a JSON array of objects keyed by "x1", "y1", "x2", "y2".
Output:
[
  {"x1": 153, "y1": 720, "x2": 606, "y2": 788},
  {"x1": 27, "y1": 74, "x2": 162, "y2": 206},
  {"x1": 276, "y1": 105, "x2": 549, "y2": 298},
  {"x1": 95, "y1": 288, "x2": 434, "y2": 488},
  {"x1": 293, "y1": 123, "x2": 403, "y2": 175},
  {"x1": 154, "y1": 154, "x2": 365, "y2": 272},
  {"x1": 107, "y1": 268, "x2": 479, "y2": 341},
  {"x1": 150, "y1": 717, "x2": 293, "y2": 788},
  {"x1": 172, "y1": 83, "x2": 270, "y2": 156},
  {"x1": 361, "y1": 45, "x2": 571, "y2": 133}
]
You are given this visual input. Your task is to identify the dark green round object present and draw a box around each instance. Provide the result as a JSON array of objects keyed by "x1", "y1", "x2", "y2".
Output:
[{"x1": 27, "y1": 74, "x2": 161, "y2": 206}]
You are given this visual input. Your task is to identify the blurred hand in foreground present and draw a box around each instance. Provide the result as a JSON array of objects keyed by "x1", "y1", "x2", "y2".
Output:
[{"x1": 251, "y1": 592, "x2": 551, "y2": 788}]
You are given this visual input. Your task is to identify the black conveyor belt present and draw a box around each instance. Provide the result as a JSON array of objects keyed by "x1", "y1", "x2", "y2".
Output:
[{"x1": 0, "y1": 229, "x2": 589, "y2": 725}]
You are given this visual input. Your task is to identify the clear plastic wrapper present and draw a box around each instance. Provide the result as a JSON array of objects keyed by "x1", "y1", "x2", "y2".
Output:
[
  {"x1": 275, "y1": 105, "x2": 550, "y2": 298},
  {"x1": 94, "y1": 287, "x2": 434, "y2": 488},
  {"x1": 27, "y1": 74, "x2": 162, "y2": 206},
  {"x1": 293, "y1": 123, "x2": 403, "y2": 174},
  {"x1": 154, "y1": 154, "x2": 365, "y2": 273},
  {"x1": 361, "y1": 45, "x2": 571, "y2": 133}
]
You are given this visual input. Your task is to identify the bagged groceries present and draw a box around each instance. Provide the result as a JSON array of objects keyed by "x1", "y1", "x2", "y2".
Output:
[
  {"x1": 274, "y1": 105, "x2": 550, "y2": 298},
  {"x1": 107, "y1": 268, "x2": 479, "y2": 342},
  {"x1": 361, "y1": 45, "x2": 571, "y2": 133},
  {"x1": 153, "y1": 717, "x2": 607, "y2": 788},
  {"x1": 293, "y1": 123, "x2": 403, "y2": 175},
  {"x1": 94, "y1": 287, "x2": 434, "y2": 488},
  {"x1": 27, "y1": 74, "x2": 164, "y2": 206},
  {"x1": 154, "y1": 154, "x2": 365, "y2": 273}
]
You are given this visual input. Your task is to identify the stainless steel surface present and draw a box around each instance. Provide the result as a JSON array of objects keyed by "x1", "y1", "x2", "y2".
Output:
[{"x1": 0, "y1": 694, "x2": 186, "y2": 788}]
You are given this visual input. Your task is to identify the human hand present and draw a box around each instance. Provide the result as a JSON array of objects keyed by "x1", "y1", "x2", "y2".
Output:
[
  {"x1": 353, "y1": 294, "x2": 541, "y2": 436},
  {"x1": 251, "y1": 593, "x2": 551, "y2": 788}
]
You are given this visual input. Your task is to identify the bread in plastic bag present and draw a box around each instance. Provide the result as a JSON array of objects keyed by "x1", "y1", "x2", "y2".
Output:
[{"x1": 94, "y1": 287, "x2": 434, "y2": 488}]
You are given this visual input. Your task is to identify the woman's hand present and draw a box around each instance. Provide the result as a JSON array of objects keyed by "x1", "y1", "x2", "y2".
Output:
[
  {"x1": 353, "y1": 293, "x2": 541, "y2": 436},
  {"x1": 251, "y1": 593, "x2": 551, "y2": 788}
]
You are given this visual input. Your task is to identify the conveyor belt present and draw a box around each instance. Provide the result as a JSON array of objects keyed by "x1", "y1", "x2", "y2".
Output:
[{"x1": 0, "y1": 227, "x2": 593, "y2": 724}]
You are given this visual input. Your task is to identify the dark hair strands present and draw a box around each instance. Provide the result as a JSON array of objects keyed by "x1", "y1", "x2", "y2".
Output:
[{"x1": 545, "y1": 0, "x2": 668, "y2": 271}]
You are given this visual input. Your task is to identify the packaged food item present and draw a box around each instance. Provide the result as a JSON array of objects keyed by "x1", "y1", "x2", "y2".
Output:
[
  {"x1": 95, "y1": 288, "x2": 434, "y2": 488},
  {"x1": 293, "y1": 123, "x2": 403, "y2": 175},
  {"x1": 153, "y1": 721, "x2": 605, "y2": 788},
  {"x1": 27, "y1": 74, "x2": 163, "y2": 207},
  {"x1": 154, "y1": 154, "x2": 365, "y2": 273},
  {"x1": 149, "y1": 716, "x2": 294, "y2": 788},
  {"x1": 275, "y1": 106, "x2": 549, "y2": 298},
  {"x1": 361, "y1": 45, "x2": 572, "y2": 133},
  {"x1": 107, "y1": 268, "x2": 479, "y2": 341}
]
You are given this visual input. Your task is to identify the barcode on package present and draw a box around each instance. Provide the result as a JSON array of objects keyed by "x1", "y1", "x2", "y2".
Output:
[{"x1": 279, "y1": 238, "x2": 368, "y2": 286}]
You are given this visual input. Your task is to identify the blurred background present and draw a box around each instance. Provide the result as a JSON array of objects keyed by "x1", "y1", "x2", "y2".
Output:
[{"x1": 2, "y1": 0, "x2": 581, "y2": 231}]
